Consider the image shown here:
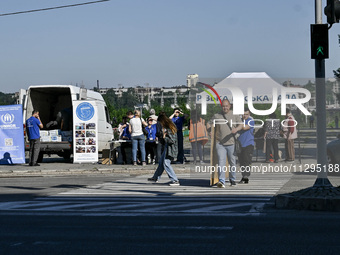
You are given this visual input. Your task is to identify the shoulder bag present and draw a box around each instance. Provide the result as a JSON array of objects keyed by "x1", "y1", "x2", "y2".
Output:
[{"x1": 140, "y1": 118, "x2": 148, "y2": 136}]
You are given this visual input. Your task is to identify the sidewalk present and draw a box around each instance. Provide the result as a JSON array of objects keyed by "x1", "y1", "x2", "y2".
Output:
[{"x1": 0, "y1": 160, "x2": 192, "y2": 177}]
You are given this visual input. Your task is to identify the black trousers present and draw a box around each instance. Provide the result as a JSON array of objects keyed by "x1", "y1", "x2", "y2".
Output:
[
  {"x1": 176, "y1": 132, "x2": 184, "y2": 163},
  {"x1": 145, "y1": 141, "x2": 157, "y2": 163},
  {"x1": 238, "y1": 145, "x2": 254, "y2": 178},
  {"x1": 266, "y1": 139, "x2": 279, "y2": 161}
]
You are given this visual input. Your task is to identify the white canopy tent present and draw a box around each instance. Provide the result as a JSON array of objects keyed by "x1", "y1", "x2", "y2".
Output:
[
  {"x1": 196, "y1": 72, "x2": 298, "y2": 104},
  {"x1": 195, "y1": 72, "x2": 301, "y2": 115}
]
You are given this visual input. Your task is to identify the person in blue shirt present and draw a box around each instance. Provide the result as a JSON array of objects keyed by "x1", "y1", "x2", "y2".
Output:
[
  {"x1": 121, "y1": 124, "x2": 131, "y2": 140},
  {"x1": 145, "y1": 117, "x2": 157, "y2": 164},
  {"x1": 237, "y1": 108, "x2": 254, "y2": 184},
  {"x1": 119, "y1": 116, "x2": 131, "y2": 164},
  {"x1": 26, "y1": 110, "x2": 43, "y2": 166},
  {"x1": 169, "y1": 108, "x2": 188, "y2": 164}
]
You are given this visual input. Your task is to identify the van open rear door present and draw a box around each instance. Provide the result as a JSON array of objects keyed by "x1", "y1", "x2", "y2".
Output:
[{"x1": 18, "y1": 89, "x2": 27, "y2": 107}]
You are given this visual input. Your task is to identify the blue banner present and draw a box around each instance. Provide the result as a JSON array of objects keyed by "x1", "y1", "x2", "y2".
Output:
[{"x1": 0, "y1": 105, "x2": 25, "y2": 164}]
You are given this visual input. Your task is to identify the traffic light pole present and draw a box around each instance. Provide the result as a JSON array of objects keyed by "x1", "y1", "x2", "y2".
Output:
[
  {"x1": 314, "y1": 0, "x2": 332, "y2": 186},
  {"x1": 275, "y1": 0, "x2": 340, "y2": 211}
]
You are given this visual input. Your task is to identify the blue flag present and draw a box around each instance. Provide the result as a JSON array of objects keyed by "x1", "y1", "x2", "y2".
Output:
[{"x1": 0, "y1": 105, "x2": 25, "y2": 164}]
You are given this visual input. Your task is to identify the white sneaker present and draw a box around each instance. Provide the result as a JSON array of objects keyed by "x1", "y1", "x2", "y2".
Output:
[
  {"x1": 169, "y1": 181, "x2": 180, "y2": 186},
  {"x1": 217, "y1": 182, "x2": 225, "y2": 188}
]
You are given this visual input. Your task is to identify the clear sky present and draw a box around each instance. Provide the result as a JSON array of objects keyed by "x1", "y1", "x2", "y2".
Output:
[{"x1": 1, "y1": 0, "x2": 339, "y2": 93}]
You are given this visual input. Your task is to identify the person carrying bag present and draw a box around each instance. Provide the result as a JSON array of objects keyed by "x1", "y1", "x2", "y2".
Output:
[{"x1": 189, "y1": 112, "x2": 209, "y2": 163}]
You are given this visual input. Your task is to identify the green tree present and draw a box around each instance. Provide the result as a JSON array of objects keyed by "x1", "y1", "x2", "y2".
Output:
[
  {"x1": 334, "y1": 67, "x2": 340, "y2": 103},
  {"x1": 0, "y1": 92, "x2": 16, "y2": 105}
]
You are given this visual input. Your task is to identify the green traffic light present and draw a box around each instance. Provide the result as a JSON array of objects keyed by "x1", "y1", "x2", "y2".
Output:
[
  {"x1": 317, "y1": 46, "x2": 324, "y2": 55},
  {"x1": 311, "y1": 24, "x2": 329, "y2": 59}
]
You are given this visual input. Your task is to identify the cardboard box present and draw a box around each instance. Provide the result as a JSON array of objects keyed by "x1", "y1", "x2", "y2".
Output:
[
  {"x1": 40, "y1": 136, "x2": 50, "y2": 142},
  {"x1": 51, "y1": 135, "x2": 62, "y2": 142},
  {"x1": 49, "y1": 129, "x2": 61, "y2": 136},
  {"x1": 40, "y1": 130, "x2": 49, "y2": 136}
]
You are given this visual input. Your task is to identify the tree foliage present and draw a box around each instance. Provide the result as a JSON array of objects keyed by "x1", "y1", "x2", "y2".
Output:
[
  {"x1": 334, "y1": 67, "x2": 340, "y2": 103},
  {"x1": 103, "y1": 88, "x2": 191, "y2": 127},
  {"x1": 0, "y1": 92, "x2": 16, "y2": 105}
]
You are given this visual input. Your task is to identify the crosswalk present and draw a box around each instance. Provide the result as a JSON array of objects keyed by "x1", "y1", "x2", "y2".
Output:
[
  {"x1": 0, "y1": 196, "x2": 269, "y2": 217},
  {"x1": 57, "y1": 172, "x2": 292, "y2": 196},
  {"x1": 0, "y1": 172, "x2": 292, "y2": 216}
]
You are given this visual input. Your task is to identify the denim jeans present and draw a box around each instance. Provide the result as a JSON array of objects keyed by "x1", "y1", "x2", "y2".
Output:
[
  {"x1": 152, "y1": 146, "x2": 178, "y2": 182},
  {"x1": 215, "y1": 143, "x2": 237, "y2": 184},
  {"x1": 131, "y1": 134, "x2": 146, "y2": 162}
]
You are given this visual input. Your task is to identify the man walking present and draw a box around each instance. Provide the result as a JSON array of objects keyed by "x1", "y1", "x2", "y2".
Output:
[
  {"x1": 207, "y1": 99, "x2": 243, "y2": 187},
  {"x1": 26, "y1": 110, "x2": 43, "y2": 166}
]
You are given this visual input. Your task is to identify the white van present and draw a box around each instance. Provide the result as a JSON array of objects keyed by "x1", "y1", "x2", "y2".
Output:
[{"x1": 20, "y1": 85, "x2": 113, "y2": 160}]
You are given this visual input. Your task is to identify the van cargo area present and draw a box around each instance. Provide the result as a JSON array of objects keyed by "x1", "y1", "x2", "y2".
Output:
[
  {"x1": 27, "y1": 87, "x2": 73, "y2": 127},
  {"x1": 22, "y1": 85, "x2": 113, "y2": 162},
  {"x1": 25, "y1": 86, "x2": 73, "y2": 160}
]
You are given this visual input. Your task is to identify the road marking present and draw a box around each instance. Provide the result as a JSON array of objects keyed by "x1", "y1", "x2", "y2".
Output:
[
  {"x1": 184, "y1": 203, "x2": 252, "y2": 212},
  {"x1": 0, "y1": 198, "x2": 267, "y2": 218}
]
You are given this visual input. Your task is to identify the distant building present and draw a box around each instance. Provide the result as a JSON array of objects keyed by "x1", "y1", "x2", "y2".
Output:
[{"x1": 187, "y1": 74, "x2": 199, "y2": 87}]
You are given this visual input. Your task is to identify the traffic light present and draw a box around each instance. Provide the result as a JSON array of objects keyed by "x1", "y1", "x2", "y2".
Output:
[
  {"x1": 324, "y1": 0, "x2": 340, "y2": 25},
  {"x1": 311, "y1": 24, "x2": 329, "y2": 59}
]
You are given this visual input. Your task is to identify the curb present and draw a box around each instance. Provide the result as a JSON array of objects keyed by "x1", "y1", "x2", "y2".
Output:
[
  {"x1": 0, "y1": 165, "x2": 193, "y2": 177},
  {"x1": 275, "y1": 185, "x2": 340, "y2": 212}
]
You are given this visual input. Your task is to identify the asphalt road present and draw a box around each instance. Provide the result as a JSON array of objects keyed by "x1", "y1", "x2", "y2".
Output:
[{"x1": 1, "y1": 213, "x2": 340, "y2": 255}]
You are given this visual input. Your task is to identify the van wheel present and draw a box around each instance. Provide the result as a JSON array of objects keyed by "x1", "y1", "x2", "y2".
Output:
[
  {"x1": 63, "y1": 150, "x2": 72, "y2": 160},
  {"x1": 37, "y1": 152, "x2": 44, "y2": 163}
]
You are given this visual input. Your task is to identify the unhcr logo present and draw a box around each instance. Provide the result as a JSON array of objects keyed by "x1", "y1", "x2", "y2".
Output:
[{"x1": 1, "y1": 113, "x2": 15, "y2": 124}]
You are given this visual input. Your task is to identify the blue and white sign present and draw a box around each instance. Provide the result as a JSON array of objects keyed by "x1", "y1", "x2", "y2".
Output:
[
  {"x1": 76, "y1": 102, "x2": 95, "y2": 121},
  {"x1": 0, "y1": 104, "x2": 25, "y2": 164},
  {"x1": 73, "y1": 101, "x2": 98, "y2": 163}
]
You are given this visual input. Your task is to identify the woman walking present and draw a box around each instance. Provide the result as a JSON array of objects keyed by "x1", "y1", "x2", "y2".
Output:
[
  {"x1": 148, "y1": 114, "x2": 180, "y2": 186},
  {"x1": 129, "y1": 110, "x2": 147, "y2": 166}
]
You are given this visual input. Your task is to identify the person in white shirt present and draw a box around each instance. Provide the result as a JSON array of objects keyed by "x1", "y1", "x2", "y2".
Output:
[{"x1": 129, "y1": 110, "x2": 147, "y2": 166}]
